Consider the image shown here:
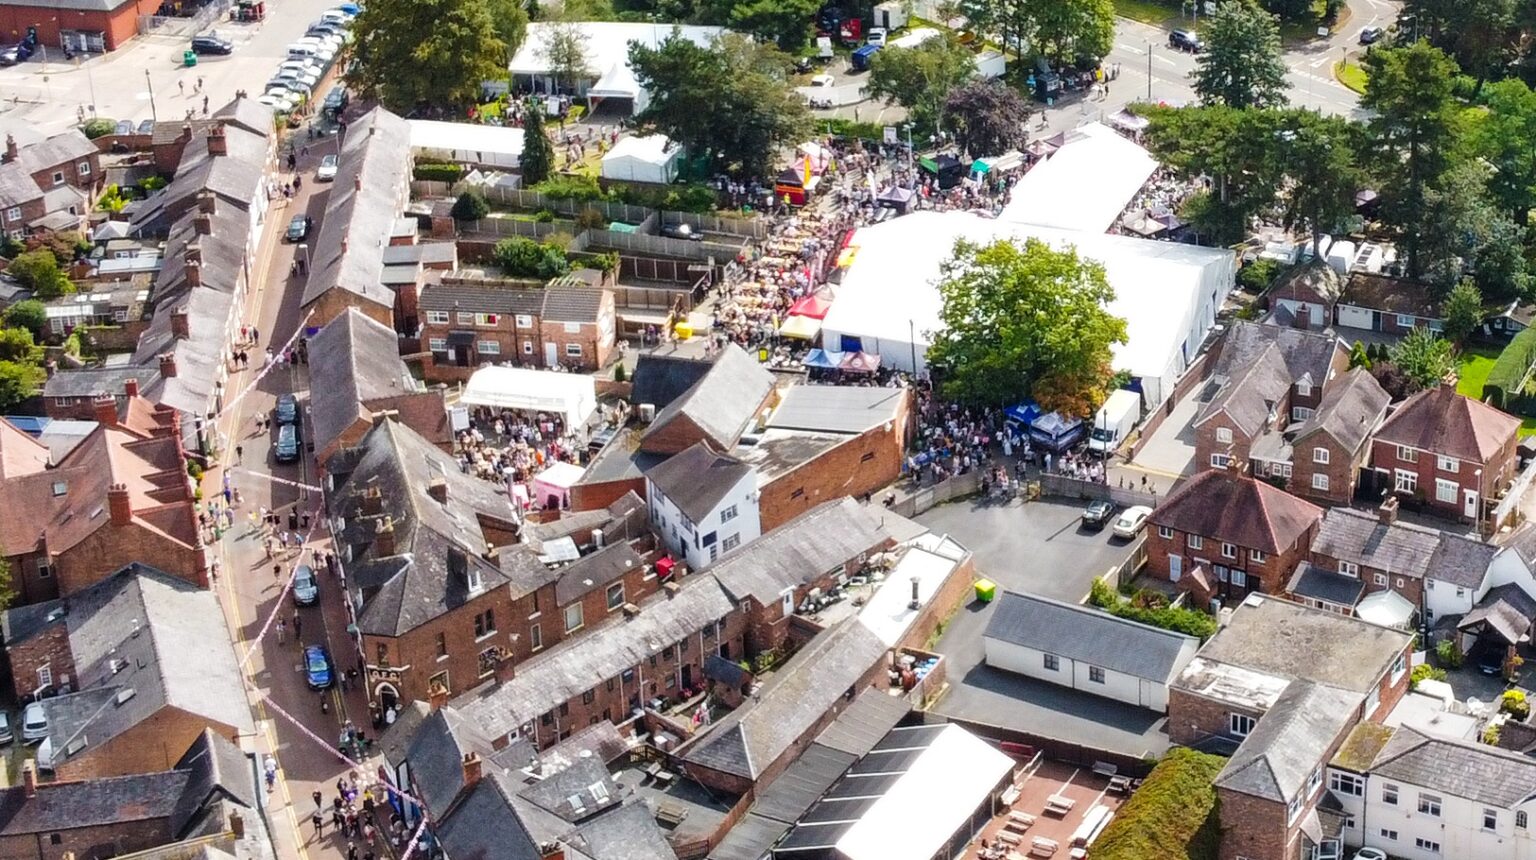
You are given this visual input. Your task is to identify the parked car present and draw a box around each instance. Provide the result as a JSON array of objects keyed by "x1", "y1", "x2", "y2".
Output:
[
  {"x1": 1359, "y1": 26, "x2": 1385, "y2": 44},
  {"x1": 866, "y1": 28, "x2": 887, "y2": 47},
  {"x1": 660, "y1": 222, "x2": 702, "y2": 241},
  {"x1": 21, "y1": 702, "x2": 47, "y2": 744},
  {"x1": 1169, "y1": 29, "x2": 1202, "y2": 52},
  {"x1": 274, "y1": 393, "x2": 300, "y2": 425},
  {"x1": 268, "y1": 76, "x2": 313, "y2": 98},
  {"x1": 304, "y1": 645, "x2": 334, "y2": 689},
  {"x1": 1475, "y1": 640, "x2": 1505, "y2": 676},
  {"x1": 275, "y1": 423, "x2": 301, "y2": 463},
  {"x1": 136, "y1": 119, "x2": 155, "y2": 135},
  {"x1": 0, "y1": 711, "x2": 14, "y2": 745},
  {"x1": 810, "y1": 73, "x2": 835, "y2": 88},
  {"x1": 1081, "y1": 500, "x2": 1116, "y2": 530},
  {"x1": 317, "y1": 154, "x2": 339, "y2": 182},
  {"x1": 285, "y1": 213, "x2": 312, "y2": 242},
  {"x1": 292, "y1": 565, "x2": 319, "y2": 606},
  {"x1": 191, "y1": 35, "x2": 234, "y2": 55},
  {"x1": 257, "y1": 92, "x2": 298, "y2": 113},
  {"x1": 1352, "y1": 850, "x2": 1387, "y2": 860},
  {"x1": 1111, "y1": 505, "x2": 1154, "y2": 539},
  {"x1": 114, "y1": 120, "x2": 133, "y2": 135},
  {"x1": 0, "y1": 45, "x2": 22, "y2": 66}
]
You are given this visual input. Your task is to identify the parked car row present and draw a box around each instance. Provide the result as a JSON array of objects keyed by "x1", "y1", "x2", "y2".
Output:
[
  {"x1": 1080, "y1": 499, "x2": 1154, "y2": 541},
  {"x1": 258, "y1": 3, "x2": 359, "y2": 114}
]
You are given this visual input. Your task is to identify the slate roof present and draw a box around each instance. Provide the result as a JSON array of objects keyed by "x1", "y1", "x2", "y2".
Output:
[
  {"x1": 644, "y1": 442, "x2": 752, "y2": 522},
  {"x1": 766, "y1": 385, "x2": 908, "y2": 435},
  {"x1": 1149, "y1": 469, "x2": 1323, "y2": 554},
  {"x1": 129, "y1": 124, "x2": 268, "y2": 234},
  {"x1": 541, "y1": 286, "x2": 607, "y2": 324},
  {"x1": 1214, "y1": 680, "x2": 1361, "y2": 802},
  {"x1": 455, "y1": 574, "x2": 736, "y2": 739},
  {"x1": 552, "y1": 542, "x2": 644, "y2": 606},
  {"x1": 399, "y1": 706, "x2": 496, "y2": 817},
  {"x1": 1311, "y1": 508, "x2": 1444, "y2": 580},
  {"x1": 1197, "y1": 344, "x2": 1292, "y2": 436},
  {"x1": 0, "y1": 771, "x2": 189, "y2": 835},
  {"x1": 435, "y1": 771, "x2": 545, "y2": 860},
  {"x1": 301, "y1": 107, "x2": 411, "y2": 312},
  {"x1": 1189, "y1": 594, "x2": 1411, "y2": 694},
  {"x1": 984, "y1": 591, "x2": 1198, "y2": 682},
  {"x1": 307, "y1": 308, "x2": 423, "y2": 458},
  {"x1": 1341, "y1": 272, "x2": 1440, "y2": 317},
  {"x1": 0, "y1": 161, "x2": 43, "y2": 208},
  {"x1": 328, "y1": 418, "x2": 525, "y2": 637},
  {"x1": 629, "y1": 353, "x2": 712, "y2": 410},
  {"x1": 1370, "y1": 726, "x2": 1536, "y2": 808},
  {"x1": 1426, "y1": 532, "x2": 1500, "y2": 589},
  {"x1": 679, "y1": 618, "x2": 887, "y2": 780},
  {"x1": 1268, "y1": 259, "x2": 1342, "y2": 306},
  {"x1": 169, "y1": 729, "x2": 259, "y2": 836},
  {"x1": 1286, "y1": 562, "x2": 1366, "y2": 607},
  {"x1": 33, "y1": 564, "x2": 253, "y2": 767},
  {"x1": 707, "y1": 497, "x2": 894, "y2": 605},
  {"x1": 1212, "y1": 321, "x2": 1343, "y2": 393},
  {"x1": 1376, "y1": 385, "x2": 1521, "y2": 464},
  {"x1": 1294, "y1": 368, "x2": 1389, "y2": 453},
  {"x1": 1459, "y1": 583, "x2": 1536, "y2": 644},
  {"x1": 18, "y1": 130, "x2": 97, "y2": 175},
  {"x1": 419, "y1": 283, "x2": 547, "y2": 316},
  {"x1": 640, "y1": 344, "x2": 775, "y2": 452}
]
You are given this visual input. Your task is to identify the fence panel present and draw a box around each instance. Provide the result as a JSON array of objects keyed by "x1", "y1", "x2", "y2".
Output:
[
  {"x1": 667, "y1": 210, "x2": 767, "y2": 240},
  {"x1": 1038, "y1": 473, "x2": 1158, "y2": 509}
]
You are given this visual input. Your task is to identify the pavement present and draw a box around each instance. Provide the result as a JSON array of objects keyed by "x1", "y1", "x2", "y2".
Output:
[{"x1": 911, "y1": 497, "x2": 1170, "y2": 757}]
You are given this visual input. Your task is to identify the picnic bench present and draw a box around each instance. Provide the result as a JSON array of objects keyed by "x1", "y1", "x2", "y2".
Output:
[
  {"x1": 995, "y1": 831, "x2": 1023, "y2": 848},
  {"x1": 1007, "y1": 811, "x2": 1036, "y2": 831},
  {"x1": 1091, "y1": 761, "x2": 1117, "y2": 779},
  {"x1": 1044, "y1": 794, "x2": 1076, "y2": 816},
  {"x1": 1029, "y1": 836, "x2": 1059, "y2": 857},
  {"x1": 1108, "y1": 774, "x2": 1133, "y2": 794},
  {"x1": 1000, "y1": 784, "x2": 1022, "y2": 806},
  {"x1": 654, "y1": 800, "x2": 688, "y2": 827}
]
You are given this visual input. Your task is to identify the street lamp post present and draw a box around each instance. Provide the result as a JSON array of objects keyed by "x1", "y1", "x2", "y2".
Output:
[
  {"x1": 1146, "y1": 42, "x2": 1152, "y2": 101},
  {"x1": 145, "y1": 68, "x2": 157, "y2": 122}
]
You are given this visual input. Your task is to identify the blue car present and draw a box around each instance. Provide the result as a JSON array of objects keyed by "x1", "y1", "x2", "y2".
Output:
[{"x1": 304, "y1": 645, "x2": 334, "y2": 689}]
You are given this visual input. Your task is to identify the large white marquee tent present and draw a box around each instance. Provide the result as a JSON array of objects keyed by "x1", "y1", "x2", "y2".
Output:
[
  {"x1": 460, "y1": 366, "x2": 597, "y2": 429},
  {"x1": 998, "y1": 122, "x2": 1159, "y2": 233}
]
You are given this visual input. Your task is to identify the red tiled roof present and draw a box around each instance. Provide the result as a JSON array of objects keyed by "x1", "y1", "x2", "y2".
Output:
[
  {"x1": 1375, "y1": 385, "x2": 1520, "y2": 464},
  {"x1": 1150, "y1": 468, "x2": 1323, "y2": 554}
]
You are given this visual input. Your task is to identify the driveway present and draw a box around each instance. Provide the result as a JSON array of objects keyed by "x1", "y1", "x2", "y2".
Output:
[
  {"x1": 914, "y1": 497, "x2": 1169, "y2": 757},
  {"x1": 1126, "y1": 379, "x2": 1207, "y2": 481}
]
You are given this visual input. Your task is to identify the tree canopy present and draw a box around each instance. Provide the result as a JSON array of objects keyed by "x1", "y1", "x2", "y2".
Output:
[
  {"x1": 629, "y1": 31, "x2": 807, "y2": 178},
  {"x1": 1389, "y1": 325, "x2": 1456, "y2": 391},
  {"x1": 1191, "y1": 1, "x2": 1290, "y2": 109},
  {"x1": 6, "y1": 249, "x2": 74, "y2": 300},
  {"x1": 520, "y1": 103, "x2": 555, "y2": 185},
  {"x1": 959, "y1": 0, "x2": 1114, "y2": 64},
  {"x1": 943, "y1": 79, "x2": 1031, "y2": 158},
  {"x1": 347, "y1": 0, "x2": 507, "y2": 109},
  {"x1": 927, "y1": 237, "x2": 1128, "y2": 415},
  {"x1": 1442, "y1": 281, "x2": 1485, "y2": 346},
  {"x1": 865, "y1": 35, "x2": 976, "y2": 139}
]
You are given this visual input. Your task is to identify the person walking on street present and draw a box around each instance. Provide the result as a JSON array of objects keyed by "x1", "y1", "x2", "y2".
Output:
[
  {"x1": 235, "y1": 445, "x2": 243, "y2": 464},
  {"x1": 293, "y1": 611, "x2": 303, "y2": 640},
  {"x1": 313, "y1": 790, "x2": 323, "y2": 809},
  {"x1": 275, "y1": 618, "x2": 286, "y2": 644},
  {"x1": 313, "y1": 810, "x2": 324, "y2": 837}
]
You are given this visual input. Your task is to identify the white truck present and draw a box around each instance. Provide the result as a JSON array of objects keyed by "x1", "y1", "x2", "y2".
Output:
[{"x1": 1086, "y1": 389, "x2": 1141, "y2": 456}]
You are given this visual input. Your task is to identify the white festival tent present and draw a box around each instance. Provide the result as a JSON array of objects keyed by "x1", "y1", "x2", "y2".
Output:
[
  {"x1": 998, "y1": 122, "x2": 1159, "y2": 234},
  {"x1": 601, "y1": 134, "x2": 682, "y2": 184},
  {"x1": 408, "y1": 120, "x2": 526, "y2": 170},
  {"x1": 460, "y1": 366, "x2": 597, "y2": 430}
]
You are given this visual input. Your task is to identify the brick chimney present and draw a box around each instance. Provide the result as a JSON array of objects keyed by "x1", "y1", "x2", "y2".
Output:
[
  {"x1": 197, "y1": 191, "x2": 216, "y2": 214},
  {"x1": 538, "y1": 843, "x2": 565, "y2": 860},
  {"x1": 1378, "y1": 495, "x2": 1399, "y2": 526},
  {"x1": 229, "y1": 812, "x2": 245, "y2": 839},
  {"x1": 180, "y1": 123, "x2": 193, "y2": 143},
  {"x1": 428, "y1": 682, "x2": 449, "y2": 711},
  {"x1": 462, "y1": 752, "x2": 483, "y2": 788},
  {"x1": 207, "y1": 122, "x2": 227, "y2": 157},
  {"x1": 108, "y1": 483, "x2": 132, "y2": 526},
  {"x1": 495, "y1": 650, "x2": 517, "y2": 685},
  {"x1": 360, "y1": 485, "x2": 383, "y2": 516},
  {"x1": 124, "y1": 378, "x2": 140, "y2": 398},
  {"x1": 94, "y1": 395, "x2": 118, "y2": 427},
  {"x1": 2, "y1": 134, "x2": 17, "y2": 165},
  {"x1": 354, "y1": 173, "x2": 362, "y2": 191},
  {"x1": 428, "y1": 477, "x2": 448, "y2": 504},
  {"x1": 159, "y1": 353, "x2": 178, "y2": 379},
  {"x1": 374, "y1": 516, "x2": 396, "y2": 556},
  {"x1": 21, "y1": 760, "x2": 36, "y2": 798},
  {"x1": 193, "y1": 212, "x2": 212, "y2": 235},
  {"x1": 184, "y1": 241, "x2": 202, "y2": 265},
  {"x1": 170, "y1": 306, "x2": 190, "y2": 339},
  {"x1": 184, "y1": 260, "x2": 202, "y2": 289}
]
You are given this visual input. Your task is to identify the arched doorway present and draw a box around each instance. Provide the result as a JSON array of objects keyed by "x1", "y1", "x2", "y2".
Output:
[{"x1": 374, "y1": 682, "x2": 400, "y2": 712}]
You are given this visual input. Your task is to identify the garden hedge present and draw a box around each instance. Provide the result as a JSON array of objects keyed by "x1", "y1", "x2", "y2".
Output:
[{"x1": 1091, "y1": 747, "x2": 1226, "y2": 860}]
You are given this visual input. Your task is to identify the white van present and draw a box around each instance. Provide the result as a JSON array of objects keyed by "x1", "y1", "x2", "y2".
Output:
[{"x1": 1087, "y1": 389, "x2": 1141, "y2": 455}]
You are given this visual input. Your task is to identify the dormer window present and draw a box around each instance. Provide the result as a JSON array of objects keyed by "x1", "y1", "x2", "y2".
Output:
[{"x1": 1296, "y1": 379, "x2": 1312, "y2": 397}]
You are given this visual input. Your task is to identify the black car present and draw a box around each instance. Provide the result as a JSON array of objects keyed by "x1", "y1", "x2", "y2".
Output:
[
  {"x1": 1359, "y1": 26, "x2": 1385, "y2": 45},
  {"x1": 274, "y1": 423, "x2": 301, "y2": 463},
  {"x1": 274, "y1": 393, "x2": 299, "y2": 425},
  {"x1": 285, "y1": 213, "x2": 312, "y2": 242},
  {"x1": 1475, "y1": 641, "x2": 1505, "y2": 676},
  {"x1": 1169, "y1": 29, "x2": 1202, "y2": 52},
  {"x1": 0, "y1": 45, "x2": 20, "y2": 66},
  {"x1": 660, "y1": 222, "x2": 703, "y2": 241},
  {"x1": 1081, "y1": 499, "x2": 1116, "y2": 530},
  {"x1": 191, "y1": 35, "x2": 234, "y2": 55}
]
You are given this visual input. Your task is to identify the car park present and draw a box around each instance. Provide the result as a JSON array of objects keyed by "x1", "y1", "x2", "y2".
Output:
[
  {"x1": 191, "y1": 35, "x2": 234, "y2": 55},
  {"x1": 275, "y1": 393, "x2": 300, "y2": 425},
  {"x1": 275, "y1": 423, "x2": 301, "y2": 463},
  {"x1": 1111, "y1": 505, "x2": 1154, "y2": 539},
  {"x1": 292, "y1": 565, "x2": 319, "y2": 606},
  {"x1": 304, "y1": 645, "x2": 334, "y2": 689},
  {"x1": 317, "y1": 154, "x2": 339, "y2": 181},
  {"x1": 1169, "y1": 29, "x2": 1202, "y2": 52},
  {"x1": 21, "y1": 702, "x2": 47, "y2": 744},
  {"x1": 1081, "y1": 500, "x2": 1115, "y2": 530},
  {"x1": 285, "y1": 214, "x2": 312, "y2": 242}
]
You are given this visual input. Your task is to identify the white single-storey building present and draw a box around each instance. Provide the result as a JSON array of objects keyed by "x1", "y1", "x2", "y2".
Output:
[
  {"x1": 983, "y1": 590, "x2": 1199, "y2": 712},
  {"x1": 510, "y1": 22, "x2": 727, "y2": 115},
  {"x1": 820, "y1": 210, "x2": 1236, "y2": 406}
]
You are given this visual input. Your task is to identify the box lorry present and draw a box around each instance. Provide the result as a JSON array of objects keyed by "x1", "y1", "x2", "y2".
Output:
[{"x1": 1086, "y1": 389, "x2": 1141, "y2": 455}]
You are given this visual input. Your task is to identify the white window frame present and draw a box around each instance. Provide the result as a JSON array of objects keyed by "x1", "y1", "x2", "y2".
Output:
[
  {"x1": 1229, "y1": 712, "x2": 1256, "y2": 737},
  {"x1": 1210, "y1": 453, "x2": 1230, "y2": 469},
  {"x1": 1397, "y1": 313, "x2": 1416, "y2": 328},
  {"x1": 720, "y1": 505, "x2": 737, "y2": 523},
  {"x1": 1313, "y1": 447, "x2": 1330, "y2": 464},
  {"x1": 1380, "y1": 828, "x2": 1398, "y2": 841},
  {"x1": 1188, "y1": 534, "x2": 1203, "y2": 550},
  {"x1": 1329, "y1": 772, "x2": 1364, "y2": 796},
  {"x1": 606, "y1": 582, "x2": 624, "y2": 611},
  {"x1": 475, "y1": 313, "x2": 499, "y2": 327},
  {"x1": 1088, "y1": 666, "x2": 1106, "y2": 684},
  {"x1": 1296, "y1": 379, "x2": 1312, "y2": 397},
  {"x1": 1251, "y1": 549, "x2": 1266, "y2": 563},
  {"x1": 1395, "y1": 469, "x2": 1418, "y2": 493},
  {"x1": 1339, "y1": 561, "x2": 1359, "y2": 577},
  {"x1": 4, "y1": 206, "x2": 19, "y2": 223},
  {"x1": 1382, "y1": 783, "x2": 1398, "y2": 805},
  {"x1": 1158, "y1": 526, "x2": 1174, "y2": 539},
  {"x1": 1435, "y1": 478, "x2": 1458, "y2": 503},
  {"x1": 564, "y1": 603, "x2": 583, "y2": 633},
  {"x1": 522, "y1": 340, "x2": 534, "y2": 355},
  {"x1": 563, "y1": 322, "x2": 582, "y2": 334},
  {"x1": 456, "y1": 312, "x2": 474, "y2": 325},
  {"x1": 1231, "y1": 568, "x2": 1248, "y2": 587},
  {"x1": 1043, "y1": 653, "x2": 1060, "y2": 671},
  {"x1": 515, "y1": 314, "x2": 534, "y2": 328},
  {"x1": 425, "y1": 310, "x2": 450, "y2": 325},
  {"x1": 1292, "y1": 406, "x2": 1314, "y2": 421},
  {"x1": 722, "y1": 533, "x2": 740, "y2": 551},
  {"x1": 1216, "y1": 427, "x2": 1233, "y2": 444},
  {"x1": 1437, "y1": 455, "x2": 1458, "y2": 472},
  {"x1": 428, "y1": 337, "x2": 447, "y2": 352},
  {"x1": 1221, "y1": 542, "x2": 1236, "y2": 559},
  {"x1": 1312, "y1": 473, "x2": 1330, "y2": 491},
  {"x1": 1374, "y1": 572, "x2": 1388, "y2": 586},
  {"x1": 565, "y1": 343, "x2": 582, "y2": 357},
  {"x1": 1414, "y1": 838, "x2": 1440, "y2": 853},
  {"x1": 1485, "y1": 808, "x2": 1499, "y2": 831},
  {"x1": 51, "y1": 171, "x2": 64, "y2": 186},
  {"x1": 77, "y1": 160, "x2": 91, "y2": 176},
  {"x1": 476, "y1": 340, "x2": 500, "y2": 355},
  {"x1": 1397, "y1": 445, "x2": 1418, "y2": 463}
]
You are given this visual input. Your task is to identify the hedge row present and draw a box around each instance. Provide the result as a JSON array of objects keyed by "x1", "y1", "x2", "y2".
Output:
[
  {"x1": 1091, "y1": 748, "x2": 1226, "y2": 860},
  {"x1": 413, "y1": 163, "x2": 465, "y2": 183},
  {"x1": 1485, "y1": 326, "x2": 1536, "y2": 407},
  {"x1": 1089, "y1": 578, "x2": 1218, "y2": 640}
]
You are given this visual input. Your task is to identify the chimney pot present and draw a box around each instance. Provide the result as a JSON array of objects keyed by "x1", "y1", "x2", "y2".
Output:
[
  {"x1": 193, "y1": 213, "x2": 212, "y2": 235},
  {"x1": 124, "y1": 378, "x2": 140, "y2": 398},
  {"x1": 94, "y1": 395, "x2": 118, "y2": 428},
  {"x1": 462, "y1": 752, "x2": 483, "y2": 788},
  {"x1": 428, "y1": 682, "x2": 449, "y2": 711},
  {"x1": 108, "y1": 483, "x2": 132, "y2": 526},
  {"x1": 21, "y1": 760, "x2": 37, "y2": 798},
  {"x1": 374, "y1": 516, "x2": 396, "y2": 556},
  {"x1": 180, "y1": 123, "x2": 193, "y2": 142},
  {"x1": 207, "y1": 122, "x2": 228, "y2": 157},
  {"x1": 1378, "y1": 495, "x2": 1400, "y2": 526},
  {"x1": 354, "y1": 173, "x2": 362, "y2": 191},
  {"x1": 197, "y1": 191, "x2": 216, "y2": 214},
  {"x1": 159, "y1": 353, "x2": 179, "y2": 379},
  {"x1": 229, "y1": 811, "x2": 245, "y2": 839},
  {"x1": 169, "y1": 306, "x2": 191, "y2": 340},
  {"x1": 2, "y1": 134, "x2": 17, "y2": 165},
  {"x1": 184, "y1": 260, "x2": 202, "y2": 289}
]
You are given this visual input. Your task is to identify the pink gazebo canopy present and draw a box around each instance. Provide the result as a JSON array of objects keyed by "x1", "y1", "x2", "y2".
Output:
[{"x1": 789, "y1": 294, "x2": 833, "y2": 319}]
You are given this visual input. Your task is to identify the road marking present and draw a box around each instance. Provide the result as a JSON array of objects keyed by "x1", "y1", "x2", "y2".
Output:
[
  {"x1": 1154, "y1": 54, "x2": 1177, "y2": 67},
  {"x1": 1310, "y1": 55, "x2": 1331, "y2": 68},
  {"x1": 1118, "y1": 43, "x2": 1145, "y2": 54}
]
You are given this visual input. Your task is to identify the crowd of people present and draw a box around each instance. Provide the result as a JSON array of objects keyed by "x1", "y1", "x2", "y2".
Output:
[
  {"x1": 454, "y1": 406, "x2": 585, "y2": 511},
  {"x1": 308, "y1": 772, "x2": 421, "y2": 858}
]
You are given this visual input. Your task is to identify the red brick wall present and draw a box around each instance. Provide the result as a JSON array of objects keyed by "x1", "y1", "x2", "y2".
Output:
[
  {"x1": 1288, "y1": 431, "x2": 1358, "y2": 505},
  {"x1": 569, "y1": 477, "x2": 647, "y2": 513},
  {"x1": 307, "y1": 290, "x2": 393, "y2": 333},
  {"x1": 1167, "y1": 687, "x2": 1267, "y2": 747},
  {"x1": 26, "y1": 151, "x2": 101, "y2": 198},
  {"x1": 0, "y1": 197, "x2": 45, "y2": 232},
  {"x1": 1193, "y1": 418, "x2": 1254, "y2": 475},
  {"x1": 1217, "y1": 789, "x2": 1300, "y2": 860},
  {"x1": 0, "y1": 0, "x2": 160, "y2": 52},
  {"x1": 1144, "y1": 523, "x2": 1316, "y2": 600},
  {"x1": 53, "y1": 708, "x2": 239, "y2": 781},
  {"x1": 52, "y1": 519, "x2": 205, "y2": 600},
  {"x1": 638, "y1": 413, "x2": 711, "y2": 456},
  {"x1": 0, "y1": 816, "x2": 173, "y2": 860},
  {"x1": 1370, "y1": 438, "x2": 1516, "y2": 523},
  {"x1": 5, "y1": 551, "x2": 60, "y2": 606},
  {"x1": 6, "y1": 622, "x2": 74, "y2": 701},
  {"x1": 758, "y1": 427, "x2": 903, "y2": 532}
]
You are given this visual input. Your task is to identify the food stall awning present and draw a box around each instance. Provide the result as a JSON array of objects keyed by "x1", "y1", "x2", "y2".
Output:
[
  {"x1": 788, "y1": 294, "x2": 833, "y2": 319},
  {"x1": 803, "y1": 348, "x2": 845, "y2": 369},
  {"x1": 840, "y1": 351, "x2": 881, "y2": 373},
  {"x1": 779, "y1": 314, "x2": 823, "y2": 340}
]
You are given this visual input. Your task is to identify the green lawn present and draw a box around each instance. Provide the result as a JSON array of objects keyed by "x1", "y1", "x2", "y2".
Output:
[
  {"x1": 1334, "y1": 60, "x2": 1369, "y2": 93},
  {"x1": 1112, "y1": 0, "x2": 1178, "y2": 25},
  {"x1": 1458, "y1": 347, "x2": 1500, "y2": 400}
]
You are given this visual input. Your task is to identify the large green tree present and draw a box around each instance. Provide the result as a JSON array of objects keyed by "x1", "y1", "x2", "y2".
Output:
[
  {"x1": 2, "y1": 300, "x2": 45, "y2": 340},
  {"x1": 0, "y1": 360, "x2": 42, "y2": 412},
  {"x1": 6, "y1": 249, "x2": 73, "y2": 300},
  {"x1": 1360, "y1": 42, "x2": 1464, "y2": 279},
  {"x1": 1416, "y1": 159, "x2": 1530, "y2": 299},
  {"x1": 927, "y1": 237, "x2": 1128, "y2": 414},
  {"x1": 485, "y1": 0, "x2": 529, "y2": 60},
  {"x1": 347, "y1": 0, "x2": 507, "y2": 108},
  {"x1": 1275, "y1": 110, "x2": 1364, "y2": 257},
  {"x1": 1442, "y1": 281, "x2": 1485, "y2": 345},
  {"x1": 1141, "y1": 105, "x2": 1284, "y2": 245},
  {"x1": 1388, "y1": 325, "x2": 1455, "y2": 391},
  {"x1": 942, "y1": 79, "x2": 1031, "y2": 158},
  {"x1": 520, "y1": 102, "x2": 555, "y2": 184},
  {"x1": 1031, "y1": 0, "x2": 1115, "y2": 64},
  {"x1": 1192, "y1": 1, "x2": 1290, "y2": 109},
  {"x1": 629, "y1": 32, "x2": 807, "y2": 178},
  {"x1": 864, "y1": 35, "x2": 976, "y2": 139},
  {"x1": 725, "y1": 0, "x2": 818, "y2": 52},
  {"x1": 538, "y1": 21, "x2": 593, "y2": 94},
  {"x1": 1473, "y1": 78, "x2": 1536, "y2": 223}
]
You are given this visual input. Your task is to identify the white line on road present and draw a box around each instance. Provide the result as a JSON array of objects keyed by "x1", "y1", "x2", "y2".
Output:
[
  {"x1": 1118, "y1": 43, "x2": 1146, "y2": 54},
  {"x1": 1154, "y1": 54, "x2": 1178, "y2": 67}
]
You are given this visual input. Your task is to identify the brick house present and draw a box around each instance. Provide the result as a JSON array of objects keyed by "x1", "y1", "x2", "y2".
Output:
[
  {"x1": 1370, "y1": 384, "x2": 1521, "y2": 527},
  {"x1": 0, "y1": 389, "x2": 204, "y2": 607},
  {"x1": 1287, "y1": 369, "x2": 1390, "y2": 505},
  {"x1": 0, "y1": 729, "x2": 262, "y2": 860},
  {"x1": 1167, "y1": 595, "x2": 1412, "y2": 860},
  {"x1": 0, "y1": 564, "x2": 252, "y2": 780},
  {"x1": 1335, "y1": 273, "x2": 1444, "y2": 335},
  {"x1": 1263, "y1": 260, "x2": 1341, "y2": 331},
  {"x1": 419, "y1": 277, "x2": 616, "y2": 381},
  {"x1": 1193, "y1": 322, "x2": 1347, "y2": 479},
  {"x1": 0, "y1": 130, "x2": 101, "y2": 239},
  {"x1": 0, "y1": 0, "x2": 167, "y2": 53},
  {"x1": 307, "y1": 307, "x2": 451, "y2": 467},
  {"x1": 645, "y1": 442, "x2": 761, "y2": 571},
  {"x1": 1146, "y1": 467, "x2": 1323, "y2": 605},
  {"x1": 538, "y1": 279, "x2": 616, "y2": 372}
]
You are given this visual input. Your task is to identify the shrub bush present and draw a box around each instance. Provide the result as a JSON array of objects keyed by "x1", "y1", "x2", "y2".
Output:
[
  {"x1": 533, "y1": 208, "x2": 556, "y2": 223},
  {"x1": 1435, "y1": 639, "x2": 1465, "y2": 669},
  {"x1": 1237, "y1": 258, "x2": 1280, "y2": 293},
  {"x1": 1504, "y1": 690, "x2": 1530, "y2": 720},
  {"x1": 450, "y1": 189, "x2": 490, "y2": 222},
  {"x1": 1091, "y1": 748, "x2": 1225, "y2": 860},
  {"x1": 1410, "y1": 664, "x2": 1446, "y2": 689},
  {"x1": 575, "y1": 207, "x2": 607, "y2": 230},
  {"x1": 81, "y1": 118, "x2": 117, "y2": 140},
  {"x1": 1485, "y1": 327, "x2": 1536, "y2": 409},
  {"x1": 492, "y1": 237, "x2": 570, "y2": 279},
  {"x1": 1089, "y1": 578, "x2": 1218, "y2": 640},
  {"x1": 532, "y1": 175, "x2": 607, "y2": 201},
  {"x1": 413, "y1": 163, "x2": 464, "y2": 183}
]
